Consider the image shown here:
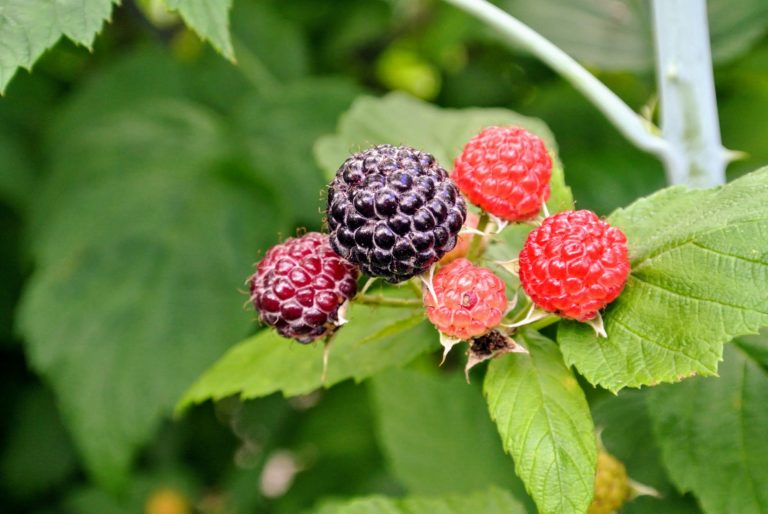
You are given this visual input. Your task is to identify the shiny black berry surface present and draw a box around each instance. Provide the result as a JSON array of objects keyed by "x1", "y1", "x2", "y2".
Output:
[{"x1": 327, "y1": 145, "x2": 467, "y2": 282}]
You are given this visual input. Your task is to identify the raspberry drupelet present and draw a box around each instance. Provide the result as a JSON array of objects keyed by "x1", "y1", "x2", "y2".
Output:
[
  {"x1": 452, "y1": 126, "x2": 552, "y2": 222},
  {"x1": 423, "y1": 258, "x2": 507, "y2": 340},
  {"x1": 249, "y1": 232, "x2": 359, "y2": 343},
  {"x1": 518, "y1": 210, "x2": 630, "y2": 322}
]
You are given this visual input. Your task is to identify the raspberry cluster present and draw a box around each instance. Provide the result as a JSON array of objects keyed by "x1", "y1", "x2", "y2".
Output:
[
  {"x1": 423, "y1": 258, "x2": 507, "y2": 340},
  {"x1": 247, "y1": 125, "x2": 630, "y2": 362},
  {"x1": 249, "y1": 233, "x2": 358, "y2": 343},
  {"x1": 518, "y1": 210, "x2": 629, "y2": 321},
  {"x1": 453, "y1": 126, "x2": 552, "y2": 222},
  {"x1": 327, "y1": 144, "x2": 467, "y2": 283}
]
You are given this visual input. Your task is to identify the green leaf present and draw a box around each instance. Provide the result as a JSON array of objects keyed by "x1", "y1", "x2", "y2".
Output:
[
  {"x1": 647, "y1": 340, "x2": 768, "y2": 514},
  {"x1": 0, "y1": 0, "x2": 116, "y2": 93},
  {"x1": 484, "y1": 330, "x2": 596, "y2": 514},
  {"x1": 501, "y1": 0, "x2": 768, "y2": 72},
  {"x1": 314, "y1": 92, "x2": 558, "y2": 180},
  {"x1": 0, "y1": 125, "x2": 33, "y2": 211},
  {"x1": 591, "y1": 391, "x2": 702, "y2": 514},
  {"x1": 558, "y1": 167, "x2": 768, "y2": 392},
  {"x1": 316, "y1": 487, "x2": 526, "y2": 514},
  {"x1": 234, "y1": 78, "x2": 362, "y2": 226},
  {"x1": 165, "y1": 0, "x2": 234, "y2": 61},
  {"x1": 178, "y1": 304, "x2": 436, "y2": 410},
  {"x1": 735, "y1": 330, "x2": 768, "y2": 371},
  {"x1": 18, "y1": 100, "x2": 278, "y2": 489},
  {"x1": 0, "y1": 387, "x2": 77, "y2": 499},
  {"x1": 368, "y1": 368, "x2": 531, "y2": 509}
]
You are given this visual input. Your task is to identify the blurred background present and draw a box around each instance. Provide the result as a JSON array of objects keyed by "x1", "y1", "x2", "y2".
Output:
[{"x1": 1, "y1": 0, "x2": 767, "y2": 512}]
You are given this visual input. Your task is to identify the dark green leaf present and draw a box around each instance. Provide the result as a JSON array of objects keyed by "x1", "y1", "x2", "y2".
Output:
[
  {"x1": 0, "y1": 387, "x2": 77, "y2": 499},
  {"x1": 559, "y1": 168, "x2": 768, "y2": 391},
  {"x1": 484, "y1": 330, "x2": 596, "y2": 514},
  {"x1": 0, "y1": 126, "x2": 33, "y2": 211},
  {"x1": 591, "y1": 391, "x2": 702, "y2": 514},
  {"x1": 648, "y1": 341, "x2": 768, "y2": 514},
  {"x1": 18, "y1": 100, "x2": 278, "y2": 489},
  {"x1": 178, "y1": 305, "x2": 436, "y2": 409},
  {"x1": 369, "y1": 368, "x2": 531, "y2": 508},
  {"x1": 234, "y1": 78, "x2": 362, "y2": 226}
]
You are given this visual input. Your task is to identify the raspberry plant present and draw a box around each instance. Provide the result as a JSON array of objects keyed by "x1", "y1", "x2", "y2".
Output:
[{"x1": 2, "y1": 1, "x2": 768, "y2": 514}]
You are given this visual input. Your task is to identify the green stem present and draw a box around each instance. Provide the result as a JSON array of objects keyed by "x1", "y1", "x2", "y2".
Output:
[
  {"x1": 354, "y1": 294, "x2": 423, "y2": 308},
  {"x1": 467, "y1": 212, "x2": 489, "y2": 261},
  {"x1": 528, "y1": 315, "x2": 560, "y2": 332}
]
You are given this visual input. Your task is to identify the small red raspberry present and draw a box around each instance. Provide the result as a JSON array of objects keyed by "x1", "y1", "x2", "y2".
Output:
[
  {"x1": 519, "y1": 210, "x2": 629, "y2": 322},
  {"x1": 452, "y1": 126, "x2": 552, "y2": 222},
  {"x1": 423, "y1": 258, "x2": 507, "y2": 340},
  {"x1": 249, "y1": 233, "x2": 359, "y2": 343}
]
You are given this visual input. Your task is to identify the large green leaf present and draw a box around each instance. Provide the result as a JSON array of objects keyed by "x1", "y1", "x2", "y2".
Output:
[
  {"x1": 316, "y1": 487, "x2": 526, "y2": 514},
  {"x1": 501, "y1": 0, "x2": 768, "y2": 72},
  {"x1": 558, "y1": 168, "x2": 768, "y2": 392},
  {"x1": 647, "y1": 339, "x2": 768, "y2": 514},
  {"x1": 484, "y1": 330, "x2": 596, "y2": 514},
  {"x1": 0, "y1": 0, "x2": 116, "y2": 93},
  {"x1": 368, "y1": 368, "x2": 531, "y2": 509},
  {"x1": 178, "y1": 304, "x2": 436, "y2": 409},
  {"x1": 18, "y1": 100, "x2": 278, "y2": 489},
  {"x1": 314, "y1": 92, "x2": 557, "y2": 180},
  {"x1": 165, "y1": 0, "x2": 234, "y2": 61}
]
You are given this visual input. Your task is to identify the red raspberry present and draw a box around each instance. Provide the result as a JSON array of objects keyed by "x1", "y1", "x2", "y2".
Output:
[
  {"x1": 452, "y1": 126, "x2": 552, "y2": 221},
  {"x1": 423, "y1": 258, "x2": 507, "y2": 340},
  {"x1": 518, "y1": 210, "x2": 629, "y2": 322},
  {"x1": 249, "y1": 233, "x2": 359, "y2": 343}
]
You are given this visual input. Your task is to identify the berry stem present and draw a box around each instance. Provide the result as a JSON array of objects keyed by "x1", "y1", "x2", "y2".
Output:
[
  {"x1": 354, "y1": 294, "x2": 423, "y2": 308},
  {"x1": 468, "y1": 212, "x2": 489, "y2": 261}
]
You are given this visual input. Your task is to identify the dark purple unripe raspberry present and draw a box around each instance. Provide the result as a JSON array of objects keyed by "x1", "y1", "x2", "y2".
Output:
[
  {"x1": 327, "y1": 144, "x2": 467, "y2": 282},
  {"x1": 249, "y1": 233, "x2": 359, "y2": 343}
]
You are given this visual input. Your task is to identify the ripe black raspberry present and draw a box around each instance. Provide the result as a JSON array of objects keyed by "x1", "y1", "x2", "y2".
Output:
[
  {"x1": 327, "y1": 144, "x2": 467, "y2": 282},
  {"x1": 249, "y1": 233, "x2": 359, "y2": 343}
]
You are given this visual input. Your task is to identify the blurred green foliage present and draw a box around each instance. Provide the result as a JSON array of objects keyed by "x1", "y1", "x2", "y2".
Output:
[{"x1": 1, "y1": 0, "x2": 768, "y2": 513}]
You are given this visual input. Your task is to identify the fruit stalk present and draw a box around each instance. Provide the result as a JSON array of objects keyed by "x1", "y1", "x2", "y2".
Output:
[{"x1": 467, "y1": 212, "x2": 488, "y2": 261}]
